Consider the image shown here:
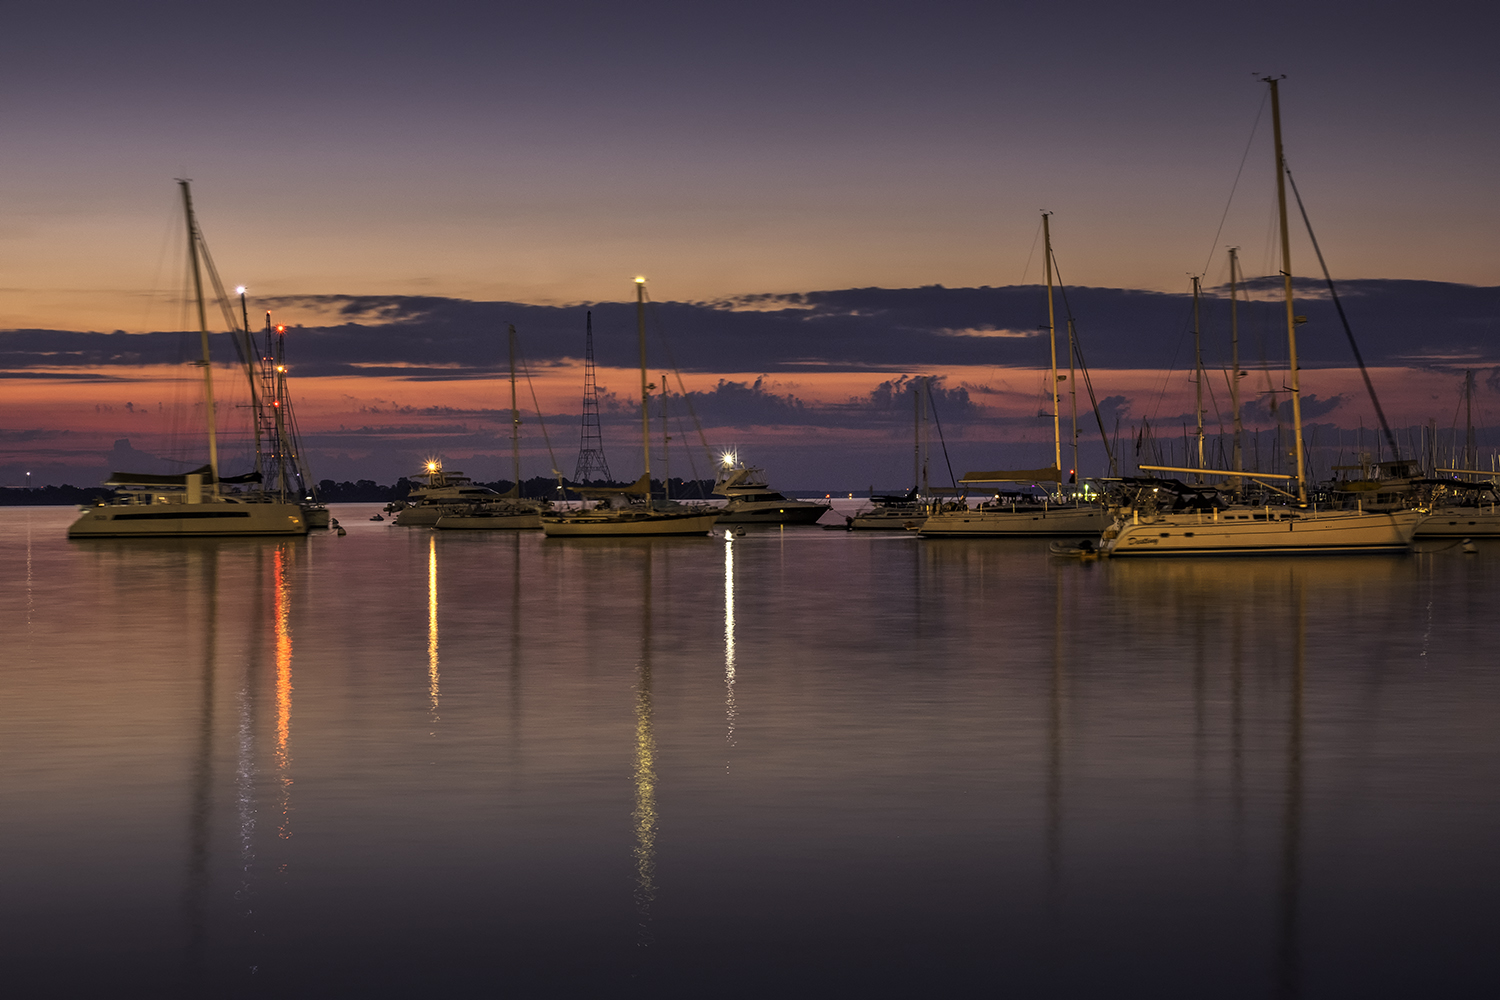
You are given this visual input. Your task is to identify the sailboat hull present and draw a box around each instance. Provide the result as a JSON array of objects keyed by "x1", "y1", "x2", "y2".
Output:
[
  {"x1": 68, "y1": 500, "x2": 309, "y2": 538},
  {"x1": 1102, "y1": 509, "x2": 1422, "y2": 556},
  {"x1": 1414, "y1": 507, "x2": 1500, "y2": 537},
  {"x1": 919, "y1": 504, "x2": 1111, "y2": 537}
]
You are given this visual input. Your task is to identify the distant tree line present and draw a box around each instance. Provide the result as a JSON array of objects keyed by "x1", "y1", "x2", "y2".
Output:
[
  {"x1": 0, "y1": 477, "x2": 721, "y2": 506},
  {"x1": 315, "y1": 476, "x2": 719, "y2": 502},
  {"x1": 0, "y1": 485, "x2": 113, "y2": 506}
]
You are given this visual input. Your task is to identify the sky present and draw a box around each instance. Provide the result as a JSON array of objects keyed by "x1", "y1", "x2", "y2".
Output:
[{"x1": 2, "y1": 1, "x2": 1498, "y2": 489}]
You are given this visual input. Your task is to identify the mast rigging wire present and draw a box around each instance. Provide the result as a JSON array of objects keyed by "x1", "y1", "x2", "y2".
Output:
[{"x1": 1284, "y1": 165, "x2": 1400, "y2": 460}]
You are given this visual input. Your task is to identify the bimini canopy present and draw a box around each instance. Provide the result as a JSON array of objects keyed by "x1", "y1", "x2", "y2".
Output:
[{"x1": 106, "y1": 465, "x2": 263, "y2": 487}]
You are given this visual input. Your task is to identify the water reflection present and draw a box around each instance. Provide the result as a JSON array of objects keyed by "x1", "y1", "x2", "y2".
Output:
[
  {"x1": 633, "y1": 549, "x2": 657, "y2": 945},
  {"x1": 184, "y1": 546, "x2": 217, "y2": 986},
  {"x1": 724, "y1": 534, "x2": 737, "y2": 764},
  {"x1": 428, "y1": 533, "x2": 440, "y2": 722},
  {"x1": 1279, "y1": 580, "x2": 1305, "y2": 1000},
  {"x1": 274, "y1": 545, "x2": 294, "y2": 839}
]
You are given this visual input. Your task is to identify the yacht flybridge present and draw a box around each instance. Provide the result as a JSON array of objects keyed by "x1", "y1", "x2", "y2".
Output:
[{"x1": 68, "y1": 182, "x2": 307, "y2": 539}]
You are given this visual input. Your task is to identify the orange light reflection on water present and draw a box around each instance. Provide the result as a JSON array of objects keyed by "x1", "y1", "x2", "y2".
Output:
[{"x1": 273, "y1": 544, "x2": 294, "y2": 839}]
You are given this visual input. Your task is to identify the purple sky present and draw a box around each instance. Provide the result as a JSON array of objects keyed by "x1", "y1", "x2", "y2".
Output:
[{"x1": 2, "y1": 1, "x2": 1498, "y2": 487}]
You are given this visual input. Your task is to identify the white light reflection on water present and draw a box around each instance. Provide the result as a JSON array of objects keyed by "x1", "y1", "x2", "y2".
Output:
[
  {"x1": 723, "y1": 533, "x2": 737, "y2": 764},
  {"x1": 427, "y1": 533, "x2": 440, "y2": 722}
]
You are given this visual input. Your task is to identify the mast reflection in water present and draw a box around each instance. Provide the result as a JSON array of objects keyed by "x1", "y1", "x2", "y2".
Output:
[{"x1": 633, "y1": 549, "x2": 658, "y2": 946}]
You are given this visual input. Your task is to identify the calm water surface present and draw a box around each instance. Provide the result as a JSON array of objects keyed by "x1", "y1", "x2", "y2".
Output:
[{"x1": 2, "y1": 505, "x2": 1497, "y2": 997}]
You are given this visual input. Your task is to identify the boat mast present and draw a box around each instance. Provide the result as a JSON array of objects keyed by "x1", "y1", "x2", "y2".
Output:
[
  {"x1": 1068, "y1": 317, "x2": 1078, "y2": 488},
  {"x1": 1265, "y1": 76, "x2": 1307, "y2": 503},
  {"x1": 661, "y1": 372, "x2": 671, "y2": 501},
  {"x1": 1192, "y1": 275, "x2": 1205, "y2": 481},
  {"x1": 508, "y1": 324, "x2": 522, "y2": 494},
  {"x1": 238, "y1": 287, "x2": 263, "y2": 484},
  {"x1": 1466, "y1": 369, "x2": 1476, "y2": 472},
  {"x1": 636, "y1": 277, "x2": 652, "y2": 508},
  {"x1": 1229, "y1": 247, "x2": 1244, "y2": 481},
  {"x1": 180, "y1": 180, "x2": 219, "y2": 493},
  {"x1": 1043, "y1": 212, "x2": 1061, "y2": 483},
  {"x1": 912, "y1": 377, "x2": 922, "y2": 491}
]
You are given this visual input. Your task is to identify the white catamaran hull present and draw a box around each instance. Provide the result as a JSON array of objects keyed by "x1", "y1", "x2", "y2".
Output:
[
  {"x1": 68, "y1": 500, "x2": 308, "y2": 538},
  {"x1": 919, "y1": 505, "x2": 1110, "y2": 537},
  {"x1": 541, "y1": 511, "x2": 721, "y2": 537},
  {"x1": 1102, "y1": 509, "x2": 1423, "y2": 556}
]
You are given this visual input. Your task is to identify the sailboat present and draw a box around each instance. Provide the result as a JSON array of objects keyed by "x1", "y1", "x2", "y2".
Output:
[
  {"x1": 68, "y1": 183, "x2": 309, "y2": 538},
  {"x1": 920, "y1": 214, "x2": 1111, "y2": 538},
  {"x1": 1100, "y1": 78, "x2": 1423, "y2": 556},
  {"x1": 540, "y1": 279, "x2": 720, "y2": 537},
  {"x1": 246, "y1": 299, "x2": 330, "y2": 528},
  {"x1": 1418, "y1": 371, "x2": 1500, "y2": 537},
  {"x1": 436, "y1": 324, "x2": 552, "y2": 530}
]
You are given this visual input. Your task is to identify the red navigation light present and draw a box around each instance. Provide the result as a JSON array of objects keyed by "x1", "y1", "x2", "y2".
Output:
[{"x1": 276, "y1": 325, "x2": 286, "y2": 333}]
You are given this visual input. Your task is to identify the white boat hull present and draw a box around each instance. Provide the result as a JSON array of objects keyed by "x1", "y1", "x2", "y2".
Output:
[
  {"x1": 1102, "y1": 508, "x2": 1423, "y2": 556},
  {"x1": 541, "y1": 510, "x2": 720, "y2": 537},
  {"x1": 846, "y1": 509, "x2": 926, "y2": 531},
  {"x1": 919, "y1": 505, "x2": 1111, "y2": 537},
  {"x1": 1414, "y1": 507, "x2": 1500, "y2": 537},
  {"x1": 68, "y1": 500, "x2": 308, "y2": 538}
]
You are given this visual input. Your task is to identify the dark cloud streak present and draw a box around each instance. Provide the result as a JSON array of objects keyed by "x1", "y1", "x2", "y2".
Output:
[{"x1": 4, "y1": 280, "x2": 1498, "y2": 378}]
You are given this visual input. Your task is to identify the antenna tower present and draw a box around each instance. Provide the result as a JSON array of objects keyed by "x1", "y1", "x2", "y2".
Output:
[{"x1": 573, "y1": 310, "x2": 612, "y2": 482}]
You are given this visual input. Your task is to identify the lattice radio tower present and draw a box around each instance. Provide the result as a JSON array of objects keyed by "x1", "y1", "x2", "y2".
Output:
[{"x1": 573, "y1": 310, "x2": 612, "y2": 482}]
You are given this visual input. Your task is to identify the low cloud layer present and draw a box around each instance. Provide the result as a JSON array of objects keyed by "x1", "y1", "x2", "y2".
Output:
[{"x1": 5, "y1": 279, "x2": 1499, "y2": 379}]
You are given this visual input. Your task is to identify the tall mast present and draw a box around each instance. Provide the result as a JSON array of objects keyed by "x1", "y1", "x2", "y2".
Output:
[
  {"x1": 1229, "y1": 247, "x2": 1244, "y2": 479},
  {"x1": 1192, "y1": 275, "x2": 1205, "y2": 480},
  {"x1": 1068, "y1": 317, "x2": 1078, "y2": 487},
  {"x1": 1265, "y1": 76, "x2": 1307, "y2": 503},
  {"x1": 180, "y1": 180, "x2": 219, "y2": 492},
  {"x1": 508, "y1": 324, "x2": 522, "y2": 492},
  {"x1": 636, "y1": 277, "x2": 651, "y2": 507},
  {"x1": 913, "y1": 377, "x2": 921, "y2": 490},
  {"x1": 661, "y1": 372, "x2": 671, "y2": 501},
  {"x1": 1043, "y1": 212, "x2": 1061, "y2": 482},
  {"x1": 1465, "y1": 369, "x2": 1476, "y2": 471},
  {"x1": 273, "y1": 320, "x2": 289, "y2": 497},
  {"x1": 238, "y1": 286, "x2": 262, "y2": 483}
]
